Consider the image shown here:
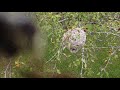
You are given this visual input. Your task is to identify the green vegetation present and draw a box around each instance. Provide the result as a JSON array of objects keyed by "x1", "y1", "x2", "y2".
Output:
[{"x1": 0, "y1": 12, "x2": 120, "y2": 78}]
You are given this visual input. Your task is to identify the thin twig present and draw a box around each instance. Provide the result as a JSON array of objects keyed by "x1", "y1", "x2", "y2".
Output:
[
  {"x1": 88, "y1": 31, "x2": 120, "y2": 38},
  {"x1": 46, "y1": 53, "x2": 57, "y2": 64},
  {"x1": 80, "y1": 47, "x2": 85, "y2": 78},
  {"x1": 58, "y1": 18, "x2": 68, "y2": 23},
  {"x1": 100, "y1": 48, "x2": 117, "y2": 77},
  {"x1": 4, "y1": 59, "x2": 12, "y2": 78},
  {"x1": 84, "y1": 46, "x2": 120, "y2": 49}
]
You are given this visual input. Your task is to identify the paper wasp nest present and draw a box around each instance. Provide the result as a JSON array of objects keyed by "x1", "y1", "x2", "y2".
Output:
[{"x1": 62, "y1": 28, "x2": 86, "y2": 53}]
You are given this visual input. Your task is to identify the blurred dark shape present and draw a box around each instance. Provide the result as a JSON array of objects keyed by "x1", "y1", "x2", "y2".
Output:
[
  {"x1": 0, "y1": 12, "x2": 36, "y2": 58},
  {"x1": 0, "y1": 12, "x2": 76, "y2": 78},
  {"x1": 0, "y1": 12, "x2": 48, "y2": 78},
  {"x1": 118, "y1": 28, "x2": 120, "y2": 31}
]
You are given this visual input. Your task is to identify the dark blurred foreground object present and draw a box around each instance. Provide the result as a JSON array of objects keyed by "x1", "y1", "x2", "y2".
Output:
[
  {"x1": 0, "y1": 12, "x2": 36, "y2": 57},
  {"x1": 0, "y1": 12, "x2": 38, "y2": 78},
  {"x1": 0, "y1": 12, "x2": 75, "y2": 78}
]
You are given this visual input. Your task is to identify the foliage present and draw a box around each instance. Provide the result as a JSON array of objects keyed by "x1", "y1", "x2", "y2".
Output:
[{"x1": 1, "y1": 12, "x2": 120, "y2": 78}]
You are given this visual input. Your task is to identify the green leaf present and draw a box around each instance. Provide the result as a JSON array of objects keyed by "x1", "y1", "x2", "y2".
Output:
[
  {"x1": 57, "y1": 69, "x2": 61, "y2": 74},
  {"x1": 97, "y1": 72, "x2": 100, "y2": 76}
]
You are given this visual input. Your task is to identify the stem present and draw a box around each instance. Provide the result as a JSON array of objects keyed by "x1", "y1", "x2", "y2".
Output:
[
  {"x1": 4, "y1": 58, "x2": 12, "y2": 78},
  {"x1": 80, "y1": 47, "x2": 85, "y2": 78}
]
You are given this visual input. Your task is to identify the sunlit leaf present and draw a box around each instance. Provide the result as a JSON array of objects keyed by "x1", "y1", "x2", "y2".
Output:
[{"x1": 57, "y1": 69, "x2": 61, "y2": 74}]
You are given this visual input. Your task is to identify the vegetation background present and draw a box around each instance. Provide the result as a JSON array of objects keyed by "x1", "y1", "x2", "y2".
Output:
[{"x1": 0, "y1": 12, "x2": 120, "y2": 78}]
